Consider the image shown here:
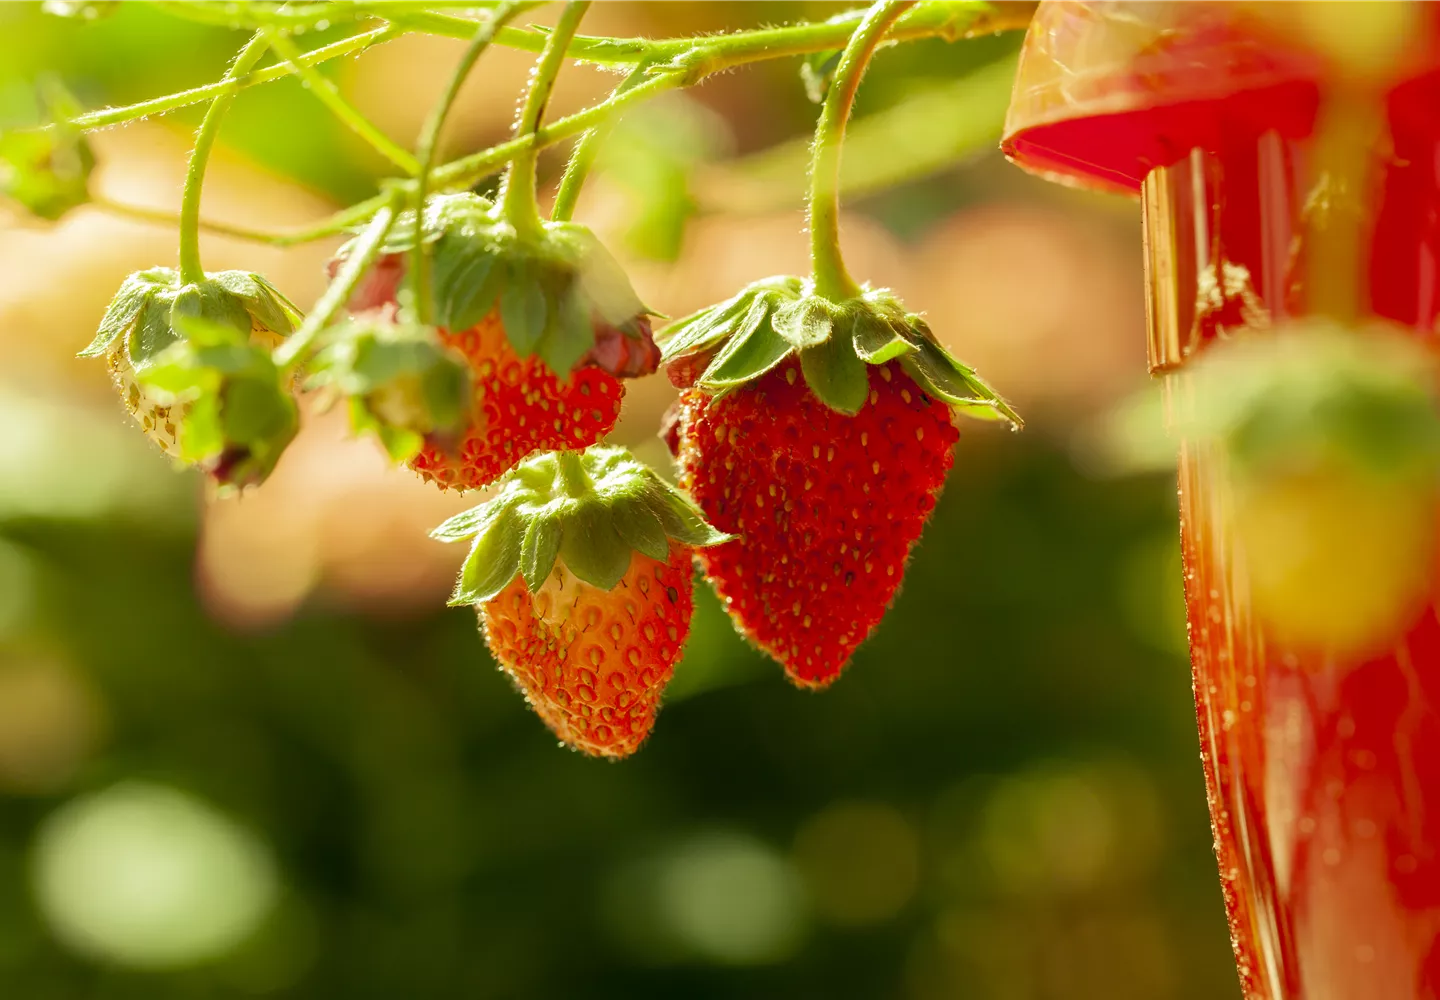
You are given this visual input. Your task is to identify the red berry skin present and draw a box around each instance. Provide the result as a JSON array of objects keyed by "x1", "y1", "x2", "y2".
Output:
[
  {"x1": 676, "y1": 359, "x2": 958, "y2": 687},
  {"x1": 481, "y1": 549, "x2": 694, "y2": 758},
  {"x1": 408, "y1": 312, "x2": 623, "y2": 490}
]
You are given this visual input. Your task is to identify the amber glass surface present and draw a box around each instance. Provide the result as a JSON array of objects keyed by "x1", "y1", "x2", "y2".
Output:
[{"x1": 1148, "y1": 96, "x2": 1440, "y2": 999}]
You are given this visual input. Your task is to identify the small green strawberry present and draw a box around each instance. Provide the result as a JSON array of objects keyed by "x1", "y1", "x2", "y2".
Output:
[{"x1": 79, "y1": 267, "x2": 302, "y2": 490}]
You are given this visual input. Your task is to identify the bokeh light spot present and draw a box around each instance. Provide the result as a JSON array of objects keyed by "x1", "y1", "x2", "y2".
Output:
[
  {"x1": 657, "y1": 831, "x2": 808, "y2": 966},
  {"x1": 793, "y1": 800, "x2": 919, "y2": 926},
  {"x1": 31, "y1": 782, "x2": 279, "y2": 969},
  {"x1": 0, "y1": 656, "x2": 104, "y2": 794}
]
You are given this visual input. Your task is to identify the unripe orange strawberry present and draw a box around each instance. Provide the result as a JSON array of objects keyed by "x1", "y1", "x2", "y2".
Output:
[
  {"x1": 661, "y1": 277, "x2": 1018, "y2": 687},
  {"x1": 483, "y1": 548, "x2": 694, "y2": 758},
  {"x1": 331, "y1": 194, "x2": 658, "y2": 491},
  {"x1": 433, "y1": 446, "x2": 727, "y2": 758}
]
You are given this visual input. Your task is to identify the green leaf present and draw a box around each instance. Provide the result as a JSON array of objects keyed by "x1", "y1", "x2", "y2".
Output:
[
  {"x1": 500, "y1": 268, "x2": 548, "y2": 358},
  {"x1": 519, "y1": 515, "x2": 562, "y2": 594},
  {"x1": 178, "y1": 392, "x2": 221, "y2": 464},
  {"x1": 374, "y1": 423, "x2": 423, "y2": 463},
  {"x1": 451, "y1": 505, "x2": 524, "y2": 605},
  {"x1": 646, "y1": 484, "x2": 730, "y2": 548},
  {"x1": 431, "y1": 503, "x2": 494, "y2": 543},
  {"x1": 245, "y1": 276, "x2": 302, "y2": 334},
  {"x1": 800, "y1": 333, "x2": 869, "y2": 415},
  {"x1": 772, "y1": 296, "x2": 836, "y2": 350},
  {"x1": 699, "y1": 314, "x2": 792, "y2": 389},
  {"x1": 436, "y1": 248, "x2": 499, "y2": 332},
  {"x1": 171, "y1": 284, "x2": 251, "y2": 342},
  {"x1": 612, "y1": 496, "x2": 670, "y2": 562},
  {"x1": 78, "y1": 275, "x2": 156, "y2": 357},
  {"x1": 852, "y1": 313, "x2": 915, "y2": 364},
  {"x1": 658, "y1": 295, "x2": 748, "y2": 361},
  {"x1": 570, "y1": 227, "x2": 647, "y2": 326},
  {"x1": 127, "y1": 297, "x2": 182, "y2": 371},
  {"x1": 559, "y1": 503, "x2": 633, "y2": 591},
  {"x1": 536, "y1": 284, "x2": 593, "y2": 378},
  {"x1": 900, "y1": 336, "x2": 1020, "y2": 425},
  {"x1": 220, "y1": 372, "x2": 294, "y2": 446}
]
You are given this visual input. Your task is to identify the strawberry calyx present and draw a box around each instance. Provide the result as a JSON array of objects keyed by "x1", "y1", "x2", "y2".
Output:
[
  {"x1": 333, "y1": 192, "x2": 659, "y2": 380},
  {"x1": 79, "y1": 268, "x2": 302, "y2": 489},
  {"x1": 657, "y1": 275, "x2": 1020, "y2": 426},
  {"x1": 432, "y1": 445, "x2": 729, "y2": 606},
  {"x1": 305, "y1": 314, "x2": 471, "y2": 462},
  {"x1": 79, "y1": 267, "x2": 301, "y2": 370},
  {"x1": 125, "y1": 315, "x2": 299, "y2": 490}
]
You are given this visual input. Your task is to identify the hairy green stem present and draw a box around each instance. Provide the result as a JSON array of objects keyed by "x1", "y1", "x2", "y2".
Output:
[
  {"x1": 55, "y1": 2, "x2": 1022, "y2": 137},
  {"x1": 554, "y1": 449, "x2": 592, "y2": 496},
  {"x1": 550, "y1": 62, "x2": 649, "y2": 222},
  {"x1": 93, "y1": 195, "x2": 295, "y2": 245},
  {"x1": 119, "y1": 1, "x2": 1013, "y2": 252},
  {"x1": 64, "y1": 25, "x2": 398, "y2": 134},
  {"x1": 261, "y1": 25, "x2": 420, "y2": 175},
  {"x1": 808, "y1": 0, "x2": 915, "y2": 300},
  {"x1": 274, "y1": 188, "x2": 405, "y2": 372},
  {"x1": 178, "y1": 31, "x2": 273, "y2": 284},
  {"x1": 501, "y1": 2, "x2": 591, "y2": 238},
  {"x1": 410, "y1": 1, "x2": 527, "y2": 323}
]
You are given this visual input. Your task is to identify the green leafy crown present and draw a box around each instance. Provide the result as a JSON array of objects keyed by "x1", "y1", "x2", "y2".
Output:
[
  {"x1": 657, "y1": 276, "x2": 1020, "y2": 425},
  {"x1": 337, "y1": 192, "x2": 656, "y2": 378},
  {"x1": 432, "y1": 445, "x2": 729, "y2": 606},
  {"x1": 306, "y1": 315, "x2": 472, "y2": 462},
  {"x1": 78, "y1": 267, "x2": 301, "y2": 371}
]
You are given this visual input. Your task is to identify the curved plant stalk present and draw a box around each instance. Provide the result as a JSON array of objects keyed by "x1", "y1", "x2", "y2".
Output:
[
  {"x1": 808, "y1": 0, "x2": 917, "y2": 301},
  {"x1": 499, "y1": 1, "x2": 592, "y2": 239},
  {"x1": 274, "y1": 186, "x2": 406, "y2": 372},
  {"x1": 51, "y1": 2, "x2": 1026, "y2": 138},
  {"x1": 550, "y1": 62, "x2": 650, "y2": 223},
  {"x1": 261, "y1": 25, "x2": 421, "y2": 175},
  {"x1": 178, "y1": 31, "x2": 273, "y2": 284},
  {"x1": 409, "y1": 0, "x2": 531, "y2": 323},
  {"x1": 58, "y1": 1, "x2": 1030, "y2": 254}
]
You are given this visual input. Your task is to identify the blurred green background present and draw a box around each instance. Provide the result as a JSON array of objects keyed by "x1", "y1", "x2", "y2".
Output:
[{"x1": 0, "y1": 2, "x2": 1238, "y2": 998}]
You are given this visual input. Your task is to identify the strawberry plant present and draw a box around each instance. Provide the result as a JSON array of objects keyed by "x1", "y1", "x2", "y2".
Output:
[{"x1": 10, "y1": 0, "x2": 1035, "y2": 755}]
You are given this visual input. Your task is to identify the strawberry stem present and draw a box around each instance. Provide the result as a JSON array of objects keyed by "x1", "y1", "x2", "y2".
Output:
[
  {"x1": 177, "y1": 31, "x2": 273, "y2": 286},
  {"x1": 273, "y1": 186, "x2": 405, "y2": 374},
  {"x1": 807, "y1": 0, "x2": 916, "y2": 302},
  {"x1": 550, "y1": 62, "x2": 648, "y2": 223},
  {"x1": 555, "y1": 450, "x2": 594, "y2": 498},
  {"x1": 499, "y1": 1, "x2": 592, "y2": 240},
  {"x1": 261, "y1": 25, "x2": 421, "y2": 176},
  {"x1": 409, "y1": 1, "x2": 530, "y2": 325}
]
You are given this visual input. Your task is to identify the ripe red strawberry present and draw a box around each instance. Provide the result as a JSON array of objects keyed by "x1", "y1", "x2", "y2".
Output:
[
  {"x1": 330, "y1": 193, "x2": 658, "y2": 491},
  {"x1": 660, "y1": 277, "x2": 1018, "y2": 687},
  {"x1": 483, "y1": 548, "x2": 694, "y2": 758},
  {"x1": 408, "y1": 311, "x2": 624, "y2": 489},
  {"x1": 433, "y1": 446, "x2": 727, "y2": 758}
]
